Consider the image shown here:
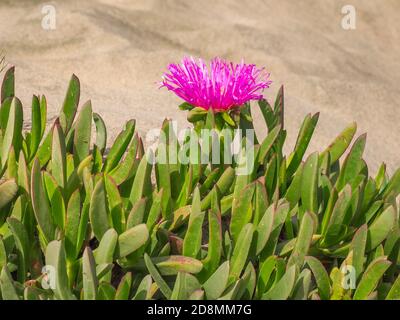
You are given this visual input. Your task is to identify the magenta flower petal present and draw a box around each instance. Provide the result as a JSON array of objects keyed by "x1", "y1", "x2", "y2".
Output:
[{"x1": 161, "y1": 57, "x2": 272, "y2": 111}]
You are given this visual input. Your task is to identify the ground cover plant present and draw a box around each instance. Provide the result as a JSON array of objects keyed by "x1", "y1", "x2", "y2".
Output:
[{"x1": 0, "y1": 58, "x2": 399, "y2": 300}]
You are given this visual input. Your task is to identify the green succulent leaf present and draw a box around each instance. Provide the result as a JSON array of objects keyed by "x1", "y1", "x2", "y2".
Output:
[
  {"x1": 183, "y1": 188, "x2": 204, "y2": 258},
  {"x1": 366, "y1": 206, "x2": 396, "y2": 252},
  {"x1": 0, "y1": 179, "x2": 18, "y2": 210},
  {"x1": 305, "y1": 256, "x2": 331, "y2": 300},
  {"x1": 262, "y1": 265, "x2": 296, "y2": 300},
  {"x1": 89, "y1": 177, "x2": 111, "y2": 240},
  {"x1": 353, "y1": 257, "x2": 391, "y2": 300},
  {"x1": 45, "y1": 240, "x2": 76, "y2": 300},
  {"x1": 230, "y1": 183, "x2": 255, "y2": 242},
  {"x1": 144, "y1": 253, "x2": 172, "y2": 299},
  {"x1": 1, "y1": 66, "x2": 14, "y2": 104},
  {"x1": 301, "y1": 152, "x2": 319, "y2": 214},
  {"x1": 103, "y1": 120, "x2": 135, "y2": 173},
  {"x1": 82, "y1": 247, "x2": 98, "y2": 300},
  {"x1": 202, "y1": 261, "x2": 229, "y2": 299},
  {"x1": 386, "y1": 274, "x2": 400, "y2": 300},
  {"x1": 322, "y1": 122, "x2": 357, "y2": 164},
  {"x1": 0, "y1": 266, "x2": 19, "y2": 300},
  {"x1": 60, "y1": 74, "x2": 80, "y2": 133},
  {"x1": 73, "y1": 100, "x2": 92, "y2": 165},
  {"x1": 287, "y1": 113, "x2": 319, "y2": 177},
  {"x1": 31, "y1": 159, "x2": 56, "y2": 243},
  {"x1": 117, "y1": 224, "x2": 149, "y2": 258},
  {"x1": 93, "y1": 112, "x2": 107, "y2": 155},
  {"x1": 229, "y1": 223, "x2": 254, "y2": 284}
]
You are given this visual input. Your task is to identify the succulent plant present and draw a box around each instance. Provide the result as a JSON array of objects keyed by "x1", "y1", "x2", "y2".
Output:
[{"x1": 0, "y1": 65, "x2": 398, "y2": 300}]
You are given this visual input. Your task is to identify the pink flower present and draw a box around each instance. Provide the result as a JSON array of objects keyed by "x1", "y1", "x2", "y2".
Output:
[{"x1": 161, "y1": 57, "x2": 272, "y2": 111}]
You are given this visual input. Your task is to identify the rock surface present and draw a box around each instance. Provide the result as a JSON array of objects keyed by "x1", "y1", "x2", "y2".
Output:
[{"x1": 1, "y1": 0, "x2": 399, "y2": 173}]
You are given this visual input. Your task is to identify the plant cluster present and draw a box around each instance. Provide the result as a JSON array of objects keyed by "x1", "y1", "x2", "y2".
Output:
[{"x1": 0, "y1": 65, "x2": 399, "y2": 300}]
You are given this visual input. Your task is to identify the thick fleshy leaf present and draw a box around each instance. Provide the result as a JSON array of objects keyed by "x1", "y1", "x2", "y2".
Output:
[
  {"x1": 51, "y1": 122, "x2": 67, "y2": 188},
  {"x1": 323, "y1": 185, "x2": 352, "y2": 246},
  {"x1": 98, "y1": 283, "x2": 116, "y2": 300},
  {"x1": 59, "y1": 74, "x2": 80, "y2": 133},
  {"x1": 201, "y1": 166, "x2": 235, "y2": 211},
  {"x1": 284, "y1": 163, "x2": 304, "y2": 208},
  {"x1": 65, "y1": 190, "x2": 81, "y2": 261},
  {"x1": 252, "y1": 180, "x2": 269, "y2": 226},
  {"x1": 103, "y1": 120, "x2": 135, "y2": 172},
  {"x1": 126, "y1": 198, "x2": 147, "y2": 229},
  {"x1": 1, "y1": 66, "x2": 14, "y2": 104},
  {"x1": 305, "y1": 256, "x2": 331, "y2": 300},
  {"x1": 89, "y1": 177, "x2": 111, "y2": 240},
  {"x1": 109, "y1": 134, "x2": 139, "y2": 185},
  {"x1": 45, "y1": 240, "x2": 76, "y2": 300},
  {"x1": 183, "y1": 188, "x2": 204, "y2": 258},
  {"x1": 382, "y1": 168, "x2": 400, "y2": 201},
  {"x1": 117, "y1": 224, "x2": 149, "y2": 258},
  {"x1": 82, "y1": 247, "x2": 98, "y2": 300},
  {"x1": 129, "y1": 150, "x2": 152, "y2": 209},
  {"x1": 261, "y1": 201, "x2": 290, "y2": 258},
  {"x1": 301, "y1": 152, "x2": 319, "y2": 213},
  {"x1": 258, "y1": 126, "x2": 281, "y2": 164},
  {"x1": 366, "y1": 206, "x2": 396, "y2": 252},
  {"x1": 198, "y1": 188, "x2": 222, "y2": 281},
  {"x1": 321, "y1": 122, "x2": 357, "y2": 164},
  {"x1": 17, "y1": 152, "x2": 30, "y2": 195},
  {"x1": 104, "y1": 175, "x2": 124, "y2": 233},
  {"x1": 1, "y1": 97, "x2": 23, "y2": 168},
  {"x1": 0, "y1": 179, "x2": 18, "y2": 210},
  {"x1": 262, "y1": 265, "x2": 296, "y2": 300},
  {"x1": 73, "y1": 101, "x2": 92, "y2": 165},
  {"x1": 93, "y1": 112, "x2": 107, "y2": 154},
  {"x1": 155, "y1": 128, "x2": 172, "y2": 218},
  {"x1": 144, "y1": 253, "x2": 171, "y2": 299},
  {"x1": 350, "y1": 224, "x2": 368, "y2": 281},
  {"x1": 0, "y1": 266, "x2": 19, "y2": 300},
  {"x1": 95, "y1": 228, "x2": 118, "y2": 265},
  {"x1": 254, "y1": 204, "x2": 274, "y2": 255},
  {"x1": 36, "y1": 127, "x2": 53, "y2": 167},
  {"x1": 336, "y1": 134, "x2": 367, "y2": 191},
  {"x1": 202, "y1": 261, "x2": 229, "y2": 299},
  {"x1": 229, "y1": 223, "x2": 254, "y2": 283},
  {"x1": 50, "y1": 187, "x2": 66, "y2": 231},
  {"x1": 230, "y1": 183, "x2": 255, "y2": 242},
  {"x1": 353, "y1": 257, "x2": 391, "y2": 300},
  {"x1": 256, "y1": 255, "x2": 276, "y2": 298},
  {"x1": 30, "y1": 95, "x2": 42, "y2": 158},
  {"x1": 7, "y1": 217, "x2": 29, "y2": 283},
  {"x1": 287, "y1": 211, "x2": 316, "y2": 269},
  {"x1": 115, "y1": 272, "x2": 132, "y2": 300},
  {"x1": 146, "y1": 189, "x2": 163, "y2": 232},
  {"x1": 31, "y1": 159, "x2": 55, "y2": 243},
  {"x1": 292, "y1": 269, "x2": 312, "y2": 300},
  {"x1": 133, "y1": 274, "x2": 152, "y2": 300},
  {"x1": 386, "y1": 275, "x2": 400, "y2": 300},
  {"x1": 286, "y1": 113, "x2": 319, "y2": 177},
  {"x1": 139, "y1": 255, "x2": 203, "y2": 276}
]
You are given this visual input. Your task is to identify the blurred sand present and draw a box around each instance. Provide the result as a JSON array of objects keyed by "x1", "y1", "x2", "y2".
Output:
[{"x1": 1, "y1": 0, "x2": 400, "y2": 173}]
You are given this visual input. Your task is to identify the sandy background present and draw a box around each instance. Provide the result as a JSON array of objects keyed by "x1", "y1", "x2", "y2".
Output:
[{"x1": 1, "y1": 0, "x2": 399, "y2": 173}]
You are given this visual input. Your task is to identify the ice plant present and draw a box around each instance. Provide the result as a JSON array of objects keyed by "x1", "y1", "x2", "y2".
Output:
[
  {"x1": 1, "y1": 66, "x2": 400, "y2": 300},
  {"x1": 161, "y1": 57, "x2": 272, "y2": 112}
]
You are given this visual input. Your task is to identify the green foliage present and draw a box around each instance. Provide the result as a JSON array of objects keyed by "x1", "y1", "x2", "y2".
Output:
[{"x1": 0, "y1": 66, "x2": 398, "y2": 300}]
